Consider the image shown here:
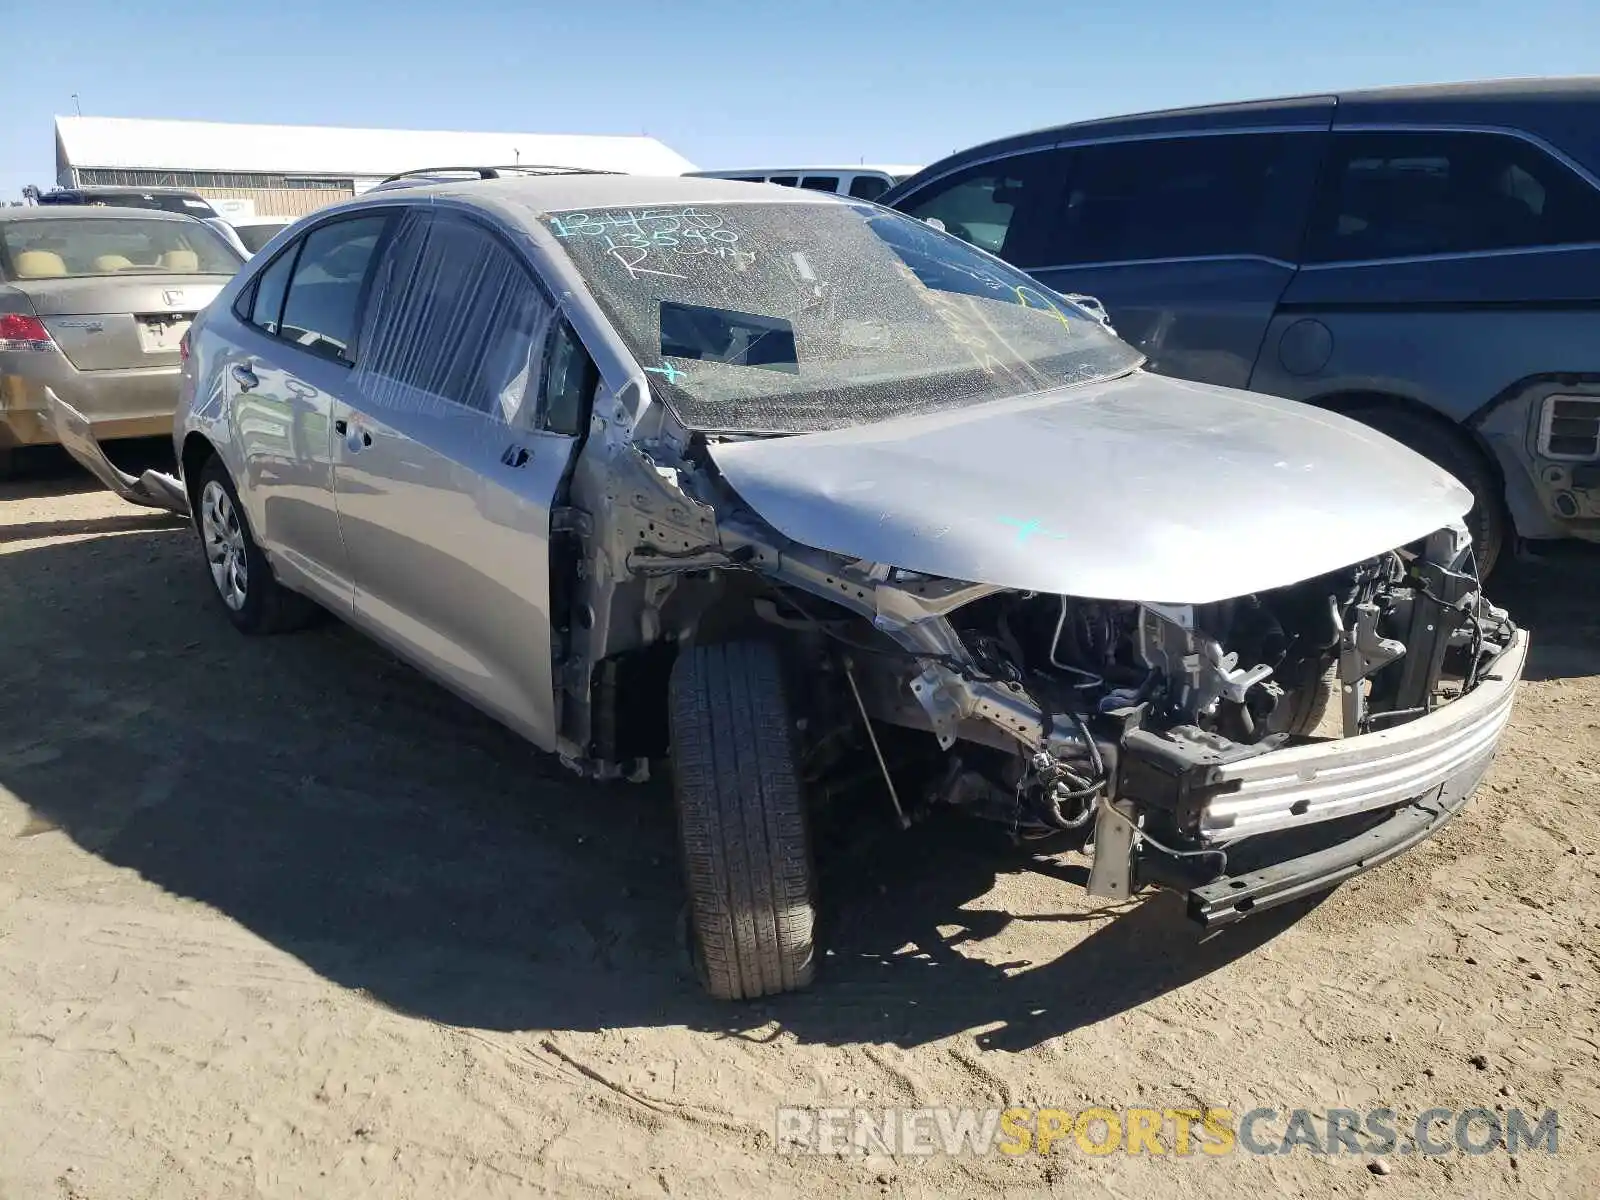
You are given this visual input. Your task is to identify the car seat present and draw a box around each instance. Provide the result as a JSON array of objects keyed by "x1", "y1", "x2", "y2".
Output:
[{"x1": 14, "y1": 250, "x2": 67, "y2": 278}]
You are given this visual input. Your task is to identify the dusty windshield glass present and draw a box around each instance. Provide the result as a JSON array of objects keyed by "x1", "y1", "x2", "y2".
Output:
[{"x1": 543, "y1": 200, "x2": 1142, "y2": 433}]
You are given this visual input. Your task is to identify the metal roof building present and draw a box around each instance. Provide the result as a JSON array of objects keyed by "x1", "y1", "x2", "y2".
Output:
[{"x1": 53, "y1": 116, "x2": 697, "y2": 219}]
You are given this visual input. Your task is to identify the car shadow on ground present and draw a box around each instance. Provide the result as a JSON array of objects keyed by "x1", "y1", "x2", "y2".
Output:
[
  {"x1": 0, "y1": 522, "x2": 1577, "y2": 1051},
  {"x1": 1487, "y1": 546, "x2": 1600, "y2": 681},
  {"x1": 0, "y1": 436, "x2": 175, "y2": 497}
]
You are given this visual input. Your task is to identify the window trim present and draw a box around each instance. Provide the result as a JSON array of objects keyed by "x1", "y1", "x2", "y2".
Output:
[
  {"x1": 234, "y1": 207, "x2": 399, "y2": 366},
  {"x1": 1029, "y1": 252, "x2": 1299, "y2": 273},
  {"x1": 1300, "y1": 125, "x2": 1600, "y2": 268},
  {"x1": 892, "y1": 123, "x2": 1333, "y2": 208}
]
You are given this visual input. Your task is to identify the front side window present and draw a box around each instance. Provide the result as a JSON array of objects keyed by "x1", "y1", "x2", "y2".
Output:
[
  {"x1": 354, "y1": 211, "x2": 551, "y2": 423},
  {"x1": 1303, "y1": 130, "x2": 1600, "y2": 263},
  {"x1": 894, "y1": 149, "x2": 1068, "y2": 264},
  {"x1": 0, "y1": 217, "x2": 240, "y2": 279},
  {"x1": 544, "y1": 200, "x2": 1142, "y2": 435},
  {"x1": 800, "y1": 176, "x2": 841, "y2": 193},
  {"x1": 277, "y1": 214, "x2": 388, "y2": 364},
  {"x1": 1055, "y1": 133, "x2": 1295, "y2": 264}
]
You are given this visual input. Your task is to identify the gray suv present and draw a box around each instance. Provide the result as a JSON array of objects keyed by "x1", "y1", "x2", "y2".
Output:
[{"x1": 884, "y1": 78, "x2": 1600, "y2": 573}]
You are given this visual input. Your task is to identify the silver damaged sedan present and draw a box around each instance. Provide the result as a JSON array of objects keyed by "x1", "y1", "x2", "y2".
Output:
[{"x1": 51, "y1": 175, "x2": 1528, "y2": 1000}]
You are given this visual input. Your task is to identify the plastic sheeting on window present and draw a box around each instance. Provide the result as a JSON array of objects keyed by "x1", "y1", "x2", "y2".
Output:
[{"x1": 352, "y1": 209, "x2": 553, "y2": 425}]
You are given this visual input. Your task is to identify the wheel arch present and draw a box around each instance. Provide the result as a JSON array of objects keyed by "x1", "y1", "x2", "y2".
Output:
[
  {"x1": 180, "y1": 431, "x2": 219, "y2": 519},
  {"x1": 1305, "y1": 387, "x2": 1509, "y2": 497}
]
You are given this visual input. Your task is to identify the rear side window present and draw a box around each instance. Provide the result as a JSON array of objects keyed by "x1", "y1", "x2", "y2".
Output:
[
  {"x1": 1055, "y1": 133, "x2": 1298, "y2": 264},
  {"x1": 848, "y1": 175, "x2": 890, "y2": 201},
  {"x1": 769, "y1": 175, "x2": 799, "y2": 187},
  {"x1": 800, "y1": 175, "x2": 841, "y2": 193},
  {"x1": 1303, "y1": 130, "x2": 1600, "y2": 263},
  {"x1": 247, "y1": 245, "x2": 298, "y2": 335},
  {"x1": 894, "y1": 149, "x2": 1070, "y2": 265},
  {"x1": 355, "y1": 211, "x2": 552, "y2": 423},
  {"x1": 278, "y1": 215, "x2": 388, "y2": 364}
]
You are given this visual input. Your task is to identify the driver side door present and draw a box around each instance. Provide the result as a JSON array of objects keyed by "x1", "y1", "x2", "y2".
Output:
[{"x1": 329, "y1": 208, "x2": 586, "y2": 750}]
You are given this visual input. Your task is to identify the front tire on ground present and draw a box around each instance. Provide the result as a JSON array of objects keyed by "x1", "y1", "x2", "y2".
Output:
[
  {"x1": 668, "y1": 641, "x2": 817, "y2": 1000},
  {"x1": 194, "y1": 456, "x2": 318, "y2": 635}
]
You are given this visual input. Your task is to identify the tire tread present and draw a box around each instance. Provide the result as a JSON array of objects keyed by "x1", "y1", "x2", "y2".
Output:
[{"x1": 669, "y1": 642, "x2": 815, "y2": 1000}]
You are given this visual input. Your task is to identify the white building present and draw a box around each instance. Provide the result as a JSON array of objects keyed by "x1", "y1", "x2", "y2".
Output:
[{"x1": 53, "y1": 116, "x2": 697, "y2": 219}]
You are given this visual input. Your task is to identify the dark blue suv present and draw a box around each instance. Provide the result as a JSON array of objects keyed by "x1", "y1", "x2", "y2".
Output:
[{"x1": 884, "y1": 78, "x2": 1600, "y2": 573}]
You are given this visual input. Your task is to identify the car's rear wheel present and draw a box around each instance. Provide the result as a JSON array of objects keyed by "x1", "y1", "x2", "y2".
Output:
[
  {"x1": 668, "y1": 641, "x2": 817, "y2": 1000},
  {"x1": 194, "y1": 456, "x2": 318, "y2": 634},
  {"x1": 1342, "y1": 405, "x2": 1508, "y2": 576}
]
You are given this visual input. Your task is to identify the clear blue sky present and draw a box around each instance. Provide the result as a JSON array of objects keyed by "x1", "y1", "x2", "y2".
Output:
[{"x1": 5, "y1": 0, "x2": 1599, "y2": 201}]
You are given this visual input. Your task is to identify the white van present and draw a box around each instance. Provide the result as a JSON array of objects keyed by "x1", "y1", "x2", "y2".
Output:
[{"x1": 683, "y1": 165, "x2": 920, "y2": 202}]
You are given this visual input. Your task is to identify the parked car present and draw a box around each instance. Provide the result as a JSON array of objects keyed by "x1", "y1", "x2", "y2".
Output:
[
  {"x1": 49, "y1": 176, "x2": 1524, "y2": 1000},
  {"x1": 0, "y1": 206, "x2": 244, "y2": 476},
  {"x1": 686, "y1": 166, "x2": 920, "y2": 201},
  {"x1": 231, "y1": 217, "x2": 295, "y2": 255},
  {"x1": 40, "y1": 186, "x2": 252, "y2": 258},
  {"x1": 884, "y1": 78, "x2": 1600, "y2": 574}
]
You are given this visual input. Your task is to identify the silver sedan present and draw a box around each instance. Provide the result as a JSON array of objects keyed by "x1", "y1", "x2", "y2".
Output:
[{"x1": 52, "y1": 174, "x2": 1526, "y2": 1000}]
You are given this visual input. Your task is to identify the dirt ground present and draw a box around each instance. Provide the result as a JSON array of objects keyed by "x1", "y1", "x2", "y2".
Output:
[{"x1": 2, "y1": 447, "x2": 1598, "y2": 1199}]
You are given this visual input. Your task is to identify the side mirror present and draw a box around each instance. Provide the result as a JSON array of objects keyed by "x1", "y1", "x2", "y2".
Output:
[{"x1": 1059, "y1": 292, "x2": 1116, "y2": 334}]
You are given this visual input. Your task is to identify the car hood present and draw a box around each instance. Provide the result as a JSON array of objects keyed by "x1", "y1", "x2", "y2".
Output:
[{"x1": 706, "y1": 371, "x2": 1473, "y2": 604}]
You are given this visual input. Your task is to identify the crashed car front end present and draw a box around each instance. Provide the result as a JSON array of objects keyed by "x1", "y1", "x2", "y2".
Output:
[
  {"x1": 671, "y1": 499, "x2": 1524, "y2": 925},
  {"x1": 529, "y1": 193, "x2": 1527, "y2": 927}
]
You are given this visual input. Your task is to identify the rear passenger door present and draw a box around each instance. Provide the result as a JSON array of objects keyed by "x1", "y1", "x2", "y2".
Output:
[
  {"x1": 1031, "y1": 132, "x2": 1325, "y2": 389},
  {"x1": 330, "y1": 208, "x2": 584, "y2": 750},
  {"x1": 223, "y1": 210, "x2": 391, "y2": 610}
]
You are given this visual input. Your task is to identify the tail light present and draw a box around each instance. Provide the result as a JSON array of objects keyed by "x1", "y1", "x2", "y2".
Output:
[
  {"x1": 179, "y1": 327, "x2": 191, "y2": 363},
  {"x1": 0, "y1": 313, "x2": 56, "y2": 353}
]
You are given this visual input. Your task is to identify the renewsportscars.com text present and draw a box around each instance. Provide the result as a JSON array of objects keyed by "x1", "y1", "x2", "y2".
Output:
[{"x1": 774, "y1": 1105, "x2": 1559, "y2": 1158}]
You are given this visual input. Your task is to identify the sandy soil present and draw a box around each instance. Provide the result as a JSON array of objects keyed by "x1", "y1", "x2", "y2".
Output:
[{"x1": 2, "y1": 447, "x2": 1598, "y2": 1199}]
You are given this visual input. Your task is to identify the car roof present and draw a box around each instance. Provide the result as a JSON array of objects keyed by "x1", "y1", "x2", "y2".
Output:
[
  {"x1": 365, "y1": 172, "x2": 850, "y2": 215},
  {"x1": 1052, "y1": 75, "x2": 1599, "y2": 132},
  {"x1": 889, "y1": 76, "x2": 1600, "y2": 193},
  {"x1": 2, "y1": 205, "x2": 208, "y2": 224},
  {"x1": 687, "y1": 165, "x2": 919, "y2": 176},
  {"x1": 48, "y1": 184, "x2": 205, "y2": 196}
]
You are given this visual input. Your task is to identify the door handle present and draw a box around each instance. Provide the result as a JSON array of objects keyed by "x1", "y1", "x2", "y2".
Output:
[
  {"x1": 230, "y1": 362, "x2": 259, "y2": 392},
  {"x1": 500, "y1": 443, "x2": 530, "y2": 468},
  {"x1": 334, "y1": 419, "x2": 371, "y2": 448}
]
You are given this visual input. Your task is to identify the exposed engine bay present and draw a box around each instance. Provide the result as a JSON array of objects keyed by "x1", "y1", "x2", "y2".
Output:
[
  {"x1": 613, "y1": 514, "x2": 1502, "y2": 917},
  {"x1": 916, "y1": 533, "x2": 1514, "y2": 844}
]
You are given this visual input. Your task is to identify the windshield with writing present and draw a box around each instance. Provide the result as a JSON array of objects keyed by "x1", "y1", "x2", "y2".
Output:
[{"x1": 543, "y1": 201, "x2": 1142, "y2": 434}]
